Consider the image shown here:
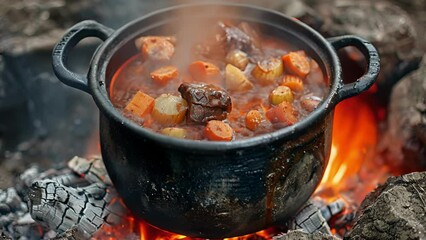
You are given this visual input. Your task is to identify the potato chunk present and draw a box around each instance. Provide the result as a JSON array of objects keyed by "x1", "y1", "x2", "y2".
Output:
[
  {"x1": 225, "y1": 64, "x2": 253, "y2": 92},
  {"x1": 161, "y1": 127, "x2": 187, "y2": 139},
  {"x1": 152, "y1": 94, "x2": 188, "y2": 125},
  {"x1": 225, "y1": 50, "x2": 249, "y2": 70}
]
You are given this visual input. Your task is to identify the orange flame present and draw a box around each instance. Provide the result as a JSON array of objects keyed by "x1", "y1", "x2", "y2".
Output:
[{"x1": 315, "y1": 93, "x2": 390, "y2": 204}]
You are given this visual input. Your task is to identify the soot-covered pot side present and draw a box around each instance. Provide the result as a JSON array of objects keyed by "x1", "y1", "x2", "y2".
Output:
[{"x1": 52, "y1": 3, "x2": 379, "y2": 238}]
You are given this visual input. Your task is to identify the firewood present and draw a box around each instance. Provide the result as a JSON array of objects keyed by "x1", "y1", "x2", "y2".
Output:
[
  {"x1": 67, "y1": 156, "x2": 112, "y2": 185},
  {"x1": 346, "y1": 172, "x2": 426, "y2": 240},
  {"x1": 311, "y1": 0, "x2": 423, "y2": 99},
  {"x1": 380, "y1": 56, "x2": 426, "y2": 172},
  {"x1": 289, "y1": 201, "x2": 332, "y2": 234}
]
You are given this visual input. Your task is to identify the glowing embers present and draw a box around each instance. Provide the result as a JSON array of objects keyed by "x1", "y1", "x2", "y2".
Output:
[{"x1": 138, "y1": 220, "x2": 275, "y2": 240}]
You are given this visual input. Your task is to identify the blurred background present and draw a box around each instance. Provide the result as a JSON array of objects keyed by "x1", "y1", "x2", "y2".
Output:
[{"x1": 0, "y1": 0, "x2": 425, "y2": 189}]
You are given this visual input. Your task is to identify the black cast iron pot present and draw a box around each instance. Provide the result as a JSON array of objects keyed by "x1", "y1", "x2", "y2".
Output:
[{"x1": 52, "y1": 3, "x2": 379, "y2": 238}]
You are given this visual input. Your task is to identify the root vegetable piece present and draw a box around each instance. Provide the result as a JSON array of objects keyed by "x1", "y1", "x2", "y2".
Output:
[
  {"x1": 135, "y1": 36, "x2": 175, "y2": 61},
  {"x1": 266, "y1": 101, "x2": 298, "y2": 126},
  {"x1": 225, "y1": 64, "x2": 253, "y2": 92},
  {"x1": 150, "y1": 66, "x2": 179, "y2": 85},
  {"x1": 245, "y1": 110, "x2": 263, "y2": 131},
  {"x1": 281, "y1": 75, "x2": 304, "y2": 93},
  {"x1": 178, "y1": 83, "x2": 232, "y2": 123},
  {"x1": 205, "y1": 120, "x2": 233, "y2": 141},
  {"x1": 161, "y1": 127, "x2": 187, "y2": 139},
  {"x1": 225, "y1": 50, "x2": 249, "y2": 70},
  {"x1": 251, "y1": 58, "x2": 284, "y2": 85},
  {"x1": 188, "y1": 61, "x2": 221, "y2": 83},
  {"x1": 300, "y1": 97, "x2": 321, "y2": 112},
  {"x1": 124, "y1": 91, "x2": 154, "y2": 117},
  {"x1": 270, "y1": 86, "x2": 294, "y2": 105},
  {"x1": 152, "y1": 94, "x2": 188, "y2": 125},
  {"x1": 282, "y1": 52, "x2": 311, "y2": 78}
]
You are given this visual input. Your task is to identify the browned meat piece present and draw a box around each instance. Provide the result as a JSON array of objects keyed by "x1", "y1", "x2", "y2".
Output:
[
  {"x1": 178, "y1": 83, "x2": 232, "y2": 123},
  {"x1": 218, "y1": 21, "x2": 260, "y2": 53}
]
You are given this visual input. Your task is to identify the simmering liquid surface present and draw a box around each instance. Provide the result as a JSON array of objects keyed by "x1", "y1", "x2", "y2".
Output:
[{"x1": 110, "y1": 21, "x2": 328, "y2": 141}]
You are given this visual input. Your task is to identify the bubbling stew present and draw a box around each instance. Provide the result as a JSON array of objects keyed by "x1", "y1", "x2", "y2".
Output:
[{"x1": 110, "y1": 21, "x2": 328, "y2": 141}]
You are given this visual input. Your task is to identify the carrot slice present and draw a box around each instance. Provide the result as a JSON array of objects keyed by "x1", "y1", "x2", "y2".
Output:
[
  {"x1": 281, "y1": 75, "x2": 304, "y2": 92},
  {"x1": 205, "y1": 120, "x2": 233, "y2": 141},
  {"x1": 282, "y1": 52, "x2": 310, "y2": 78},
  {"x1": 265, "y1": 101, "x2": 298, "y2": 126},
  {"x1": 125, "y1": 91, "x2": 154, "y2": 117},
  {"x1": 245, "y1": 110, "x2": 263, "y2": 131},
  {"x1": 188, "y1": 61, "x2": 221, "y2": 83},
  {"x1": 150, "y1": 66, "x2": 179, "y2": 85}
]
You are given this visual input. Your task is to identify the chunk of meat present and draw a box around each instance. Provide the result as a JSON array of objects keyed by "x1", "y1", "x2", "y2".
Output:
[
  {"x1": 219, "y1": 21, "x2": 260, "y2": 53},
  {"x1": 178, "y1": 83, "x2": 232, "y2": 123},
  {"x1": 134, "y1": 36, "x2": 175, "y2": 61},
  {"x1": 266, "y1": 101, "x2": 298, "y2": 126}
]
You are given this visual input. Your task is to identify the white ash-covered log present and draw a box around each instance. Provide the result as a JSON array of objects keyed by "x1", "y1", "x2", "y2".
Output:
[
  {"x1": 0, "y1": 156, "x2": 128, "y2": 239},
  {"x1": 346, "y1": 172, "x2": 426, "y2": 240},
  {"x1": 28, "y1": 180, "x2": 126, "y2": 239},
  {"x1": 286, "y1": 198, "x2": 346, "y2": 239},
  {"x1": 26, "y1": 156, "x2": 127, "y2": 239}
]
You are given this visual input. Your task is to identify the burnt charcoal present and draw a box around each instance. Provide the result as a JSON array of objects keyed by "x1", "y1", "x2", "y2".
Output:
[
  {"x1": 67, "y1": 156, "x2": 112, "y2": 185},
  {"x1": 0, "y1": 231, "x2": 12, "y2": 240},
  {"x1": 52, "y1": 227, "x2": 83, "y2": 240},
  {"x1": 28, "y1": 179, "x2": 127, "y2": 238},
  {"x1": 312, "y1": 0, "x2": 422, "y2": 99},
  {"x1": 346, "y1": 172, "x2": 426, "y2": 240},
  {"x1": 178, "y1": 83, "x2": 232, "y2": 123},
  {"x1": 8, "y1": 214, "x2": 45, "y2": 240},
  {"x1": 380, "y1": 56, "x2": 426, "y2": 173},
  {"x1": 0, "y1": 188, "x2": 27, "y2": 228},
  {"x1": 273, "y1": 229, "x2": 340, "y2": 240},
  {"x1": 289, "y1": 199, "x2": 345, "y2": 236},
  {"x1": 289, "y1": 201, "x2": 331, "y2": 234}
]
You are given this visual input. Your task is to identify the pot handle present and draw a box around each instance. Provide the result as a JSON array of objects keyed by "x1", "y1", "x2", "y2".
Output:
[
  {"x1": 52, "y1": 20, "x2": 114, "y2": 94},
  {"x1": 327, "y1": 35, "x2": 380, "y2": 101}
]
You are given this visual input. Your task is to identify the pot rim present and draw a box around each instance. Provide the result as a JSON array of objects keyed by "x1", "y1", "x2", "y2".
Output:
[{"x1": 89, "y1": 2, "x2": 341, "y2": 151}]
